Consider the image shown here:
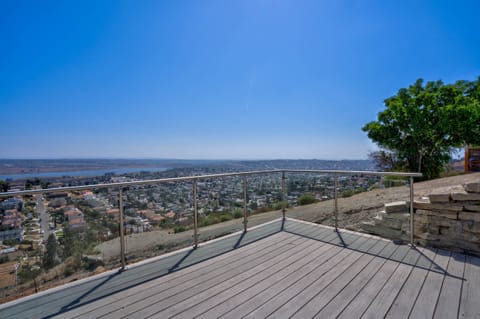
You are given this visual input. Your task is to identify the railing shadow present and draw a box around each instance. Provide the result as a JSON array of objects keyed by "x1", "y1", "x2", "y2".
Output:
[
  {"x1": 43, "y1": 271, "x2": 122, "y2": 318},
  {"x1": 284, "y1": 219, "x2": 464, "y2": 281},
  {"x1": 26, "y1": 220, "x2": 285, "y2": 318}
]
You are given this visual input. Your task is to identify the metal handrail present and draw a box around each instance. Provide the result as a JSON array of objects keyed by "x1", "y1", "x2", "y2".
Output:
[
  {"x1": 0, "y1": 169, "x2": 422, "y2": 268},
  {"x1": 0, "y1": 169, "x2": 422, "y2": 198}
]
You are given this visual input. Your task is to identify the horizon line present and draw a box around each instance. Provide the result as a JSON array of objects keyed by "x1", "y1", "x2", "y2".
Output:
[{"x1": 0, "y1": 157, "x2": 370, "y2": 161}]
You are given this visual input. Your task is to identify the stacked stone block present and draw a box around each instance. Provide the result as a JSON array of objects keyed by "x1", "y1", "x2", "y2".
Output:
[
  {"x1": 361, "y1": 181, "x2": 480, "y2": 255},
  {"x1": 413, "y1": 182, "x2": 480, "y2": 255},
  {"x1": 360, "y1": 201, "x2": 410, "y2": 242}
]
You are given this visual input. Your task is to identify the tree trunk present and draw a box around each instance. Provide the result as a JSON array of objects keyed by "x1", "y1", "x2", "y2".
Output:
[{"x1": 417, "y1": 152, "x2": 423, "y2": 173}]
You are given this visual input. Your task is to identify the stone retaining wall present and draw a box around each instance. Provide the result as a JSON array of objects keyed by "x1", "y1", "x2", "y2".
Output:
[{"x1": 361, "y1": 181, "x2": 480, "y2": 255}]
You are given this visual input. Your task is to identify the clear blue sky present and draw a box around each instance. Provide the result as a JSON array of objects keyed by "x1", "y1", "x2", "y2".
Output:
[{"x1": 1, "y1": 0, "x2": 479, "y2": 160}]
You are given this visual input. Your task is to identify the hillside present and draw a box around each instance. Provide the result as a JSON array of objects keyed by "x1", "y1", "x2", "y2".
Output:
[
  {"x1": 287, "y1": 172, "x2": 480, "y2": 231},
  {"x1": 96, "y1": 172, "x2": 480, "y2": 261}
]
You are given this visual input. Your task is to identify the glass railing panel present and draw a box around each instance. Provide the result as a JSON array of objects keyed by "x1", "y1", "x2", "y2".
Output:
[
  {"x1": 197, "y1": 176, "x2": 245, "y2": 244},
  {"x1": 286, "y1": 172, "x2": 332, "y2": 224},
  {"x1": 122, "y1": 182, "x2": 195, "y2": 264},
  {"x1": 1, "y1": 194, "x2": 36, "y2": 302},
  {"x1": 0, "y1": 170, "x2": 420, "y2": 305},
  {"x1": 287, "y1": 172, "x2": 412, "y2": 241},
  {"x1": 244, "y1": 173, "x2": 283, "y2": 227},
  {"x1": 0, "y1": 190, "x2": 110, "y2": 302}
]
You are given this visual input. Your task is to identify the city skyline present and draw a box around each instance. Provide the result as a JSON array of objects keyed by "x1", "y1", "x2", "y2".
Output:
[{"x1": 1, "y1": 1, "x2": 479, "y2": 160}]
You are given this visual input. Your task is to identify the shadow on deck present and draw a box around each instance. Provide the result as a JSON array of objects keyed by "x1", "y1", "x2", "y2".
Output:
[{"x1": 0, "y1": 218, "x2": 478, "y2": 319}]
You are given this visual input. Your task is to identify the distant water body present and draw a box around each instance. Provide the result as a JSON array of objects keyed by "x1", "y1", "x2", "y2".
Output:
[{"x1": 0, "y1": 167, "x2": 169, "y2": 180}]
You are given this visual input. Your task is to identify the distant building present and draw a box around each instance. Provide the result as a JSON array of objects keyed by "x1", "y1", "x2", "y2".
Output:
[
  {"x1": 1, "y1": 198, "x2": 23, "y2": 211},
  {"x1": 106, "y1": 208, "x2": 120, "y2": 221},
  {"x1": 63, "y1": 208, "x2": 86, "y2": 230},
  {"x1": 1, "y1": 209, "x2": 22, "y2": 228},
  {"x1": 465, "y1": 146, "x2": 480, "y2": 172},
  {"x1": 137, "y1": 210, "x2": 164, "y2": 225},
  {"x1": 0, "y1": 229, "x2": 23, "y2": 242},
  {"x1": 48, "y1": 192, "x2": 69, "y2": 199}
]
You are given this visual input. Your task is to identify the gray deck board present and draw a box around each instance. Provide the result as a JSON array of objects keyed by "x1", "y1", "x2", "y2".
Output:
[
  {"x1": 385, "y1": 247, "x2": 438, "y2": 318},
  {"x1": 243, "y1": 233, "x2": 371, "y2": 319},
  {"x1": 459, "y1": 254, "x2": 480, "y2": 318},
  {"x1": 293, "y1": 240, "x2": 390, "y2": 318},
  {"x1": 125, "y1": 228, "x2": 328, "y2": 318},
  {"x1": 409, "y1": 249, "x2": 451, "y2": 319},
  {"x1": 358, "y1": 246, "x2": 422, "y2": 319},
  {"x1": 206, "y1": 242, "x2": 339, "y2": 319},
  {"x1": 174, "y1": 237, "x2": 337, "y2": 319},
  {"x1": 265, "y1": 236, "x2": 379, "y2": 319},
  {"x1": 1, "y1": 218, "x2": 479, "y2": 319},
  {"x1": 100, "y1": 233, "x2": 309, "y2": 318},
  {"x1": 434, "y1": 252, "x2": 466, "y2": 319},
  {"x1": 0, "y1": 219, "x2": 286, "y2": 319},
  {"x1": 313, "y1": 241, "x2": 399, "y2": 318},
  {"x1": 69, "y1": 231, "x2": 295, "y2": 318}
]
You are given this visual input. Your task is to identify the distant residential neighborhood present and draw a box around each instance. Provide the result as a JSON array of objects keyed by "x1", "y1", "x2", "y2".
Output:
[{"x1": 0, "y1": 159, "x2": 382, "y2": 300}]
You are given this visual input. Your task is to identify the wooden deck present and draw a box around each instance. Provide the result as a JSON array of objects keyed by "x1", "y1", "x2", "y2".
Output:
[{"x1": 1, "y1": 218, "x2": 479, "y2": 318}]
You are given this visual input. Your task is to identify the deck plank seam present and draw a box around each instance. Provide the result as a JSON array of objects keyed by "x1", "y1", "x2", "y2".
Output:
[
  {"x1": 456, "y1": 255, "x2": 467, "y2": 319},
  {"x1": 431, "y1": 252, "x2": 453, "y2": 319},
  {"x1": 246, "y1": 235, "x2": 371, "y2": 319},
  {"x1": 29, "y1": 230, "x2": 294, "y2": 318},
  {"x1": 385, "y1": 248, "x2": 437, "y2": 318},
  {"x1": 223, "y1": 233, "x2": 367, "y2": 319},
  {"x1": 262, "y1": 236, "x2": 374, "y2": 318},
  {"x1": 116, "y1": 231, "x2": 324, "y2": 319},
  {"x1": 145, "y1": 232, "x2": 334, "y2": 316},
  {"x1": 191, "y1": 239, "x2": 340, "y2": 319},
  {"x1": 110, "y1": 236, "x2": 315, "y2": 319},
  {"x1": 68, "y1": 232, "x2": 297, "y2": 318},
  {"x1": 406, "y1": 249, "x2": 440, "y2": 319},
  {"x1": 312, "y1": 241, "x2": 402, "y2": 318},
  {"x1": 198, "y1": 235, "x2": 355, "y2": 318},
  {"x1": 356, "y1": 246, "x2": 422, "y2": 319},
  {"x1": 292, "y1": 240, "x2": 390, "y2": 318}
]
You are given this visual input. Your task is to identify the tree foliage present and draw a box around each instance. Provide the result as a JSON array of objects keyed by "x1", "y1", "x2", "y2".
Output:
[
  {"x1": 0, "y1": 180, "x2": 9, "y2": 192},
  {"x1": 367, "y1": 149, "x2": 404, "y2": 172},
  {"x1": 298, "y1": 193, "x2": 316, "y2": 205},
  {"x1": 363, "y1": 78, "x2": 480, "y2": 179},
  {"x1": 61, "y1": 227, "x2": 80, "y2": 259},
  {"x1": 43, "y1": 233, "x2": 59, "y2": 269}
]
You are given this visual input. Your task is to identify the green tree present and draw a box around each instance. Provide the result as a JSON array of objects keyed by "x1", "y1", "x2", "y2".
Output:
[
  {"x1": 298, "y1": 193, "x2": 316, "y2": 205},
  {"x1": 363, "y1": 78, "x2": 480, "y2": 179},
  {"x1": 61, "y1": 227, "x2": 80, "y2": 259},
  {"x1": 43, "y1": 234, "x2": 59, "y2": 269},
  {"x1": 0, "y1": 180, "x2": 9, "y2": 192},
  {"x1": 367, "y1": 149, "x2": 405, "y2": 172}
]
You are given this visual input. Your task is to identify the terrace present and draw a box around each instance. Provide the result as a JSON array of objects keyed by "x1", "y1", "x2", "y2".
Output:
[{"x1": 0, "y1": 170, "x2": 479, "y2": 318}]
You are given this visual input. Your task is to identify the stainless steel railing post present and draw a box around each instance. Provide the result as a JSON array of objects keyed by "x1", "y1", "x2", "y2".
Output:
[
  {"x1": 334, "y1": 174, "x2": 339, "y2": 231},
  {"x1": 193, "y1": 179, "x2": 199, "y2": 248},
  {"x1": 243, "y1": 176, "x2": 248, "y2": 232},
  {"x1": 118, "y1": 187, "x2": 126, "y2": 269},
  {"x1": 409, "y1": 176, "x2": 415, "y2": 246},
  {"x1": 282, "y1": 171, "x2": 286, "y2": 220}
]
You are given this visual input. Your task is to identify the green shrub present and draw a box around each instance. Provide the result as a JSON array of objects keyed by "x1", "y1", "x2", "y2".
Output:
[
  {"x1": 173, "y1": 226, "x2": 187, "y2": 233},
  {"x1": 298, "y1": 193, "x2": 316, "y2": 205},
  {"x1": 232, "y1": 209, "x2": 243, "y2": 219}
]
